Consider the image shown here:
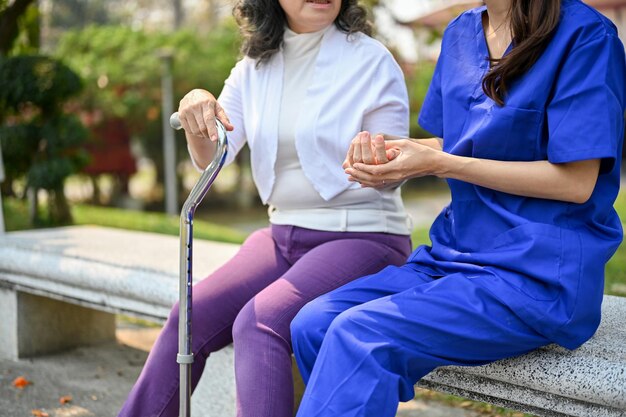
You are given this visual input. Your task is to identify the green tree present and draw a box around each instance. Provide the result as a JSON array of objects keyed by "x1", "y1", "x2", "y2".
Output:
[
  {"x1": 0, "y1": 55, "x2": 88, "y2": 224},
  {"x1": 55, "y1": 22, "x2": 240, "y2": 206}
]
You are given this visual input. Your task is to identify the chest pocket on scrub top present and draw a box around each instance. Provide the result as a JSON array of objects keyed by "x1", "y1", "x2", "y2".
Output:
[{"x1": 468, "y1": 105, "x2": 543, "y2": 162}]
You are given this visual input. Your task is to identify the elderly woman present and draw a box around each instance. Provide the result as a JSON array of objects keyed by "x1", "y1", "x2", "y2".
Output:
[
  {"x1": 290, "y1": 0, "x2": 626, "y2": 416},
  {"x1": 118, "y1": 1, "x2": 412, "y2": 416}
]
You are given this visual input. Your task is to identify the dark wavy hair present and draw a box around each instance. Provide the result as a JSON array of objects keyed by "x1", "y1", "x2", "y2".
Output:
[
  {"x1": 234, "y1": 0, "x2": 372, "y2": 64},
  {"x1": 483, "y1": 0, "x2": 561, "y2": 105}
]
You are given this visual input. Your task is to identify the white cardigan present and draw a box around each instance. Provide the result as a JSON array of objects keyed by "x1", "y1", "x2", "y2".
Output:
[{"x1": 217, "y1": 25, "x2": 409, "y2": 204}]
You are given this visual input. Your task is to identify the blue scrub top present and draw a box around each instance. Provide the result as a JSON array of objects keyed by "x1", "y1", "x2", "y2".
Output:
[{"x1": 415, "y1": 0, "x2": 626, "y2": 349}]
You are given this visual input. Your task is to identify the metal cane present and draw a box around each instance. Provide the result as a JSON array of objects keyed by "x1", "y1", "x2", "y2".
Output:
[{"x1": 170, "y1": 112, "x2": 228, "y2": 417}]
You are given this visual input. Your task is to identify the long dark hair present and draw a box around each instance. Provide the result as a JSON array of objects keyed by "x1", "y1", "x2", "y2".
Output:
[
  {"x1": 233, "y1": 0, "x2": 372, "y2": 64},
  {"x1": 483, "y1": 0, "x2": 561, "y2": 105}
]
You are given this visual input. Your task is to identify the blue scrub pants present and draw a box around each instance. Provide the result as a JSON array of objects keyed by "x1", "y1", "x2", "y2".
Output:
[{"x1": 291, "y1": 264, "x2": 551, "y2": 417}]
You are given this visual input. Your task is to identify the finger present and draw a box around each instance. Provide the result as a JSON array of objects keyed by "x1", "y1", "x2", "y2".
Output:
[
  {"x1": 352, "y1": 133, "x2": 363, "y2": 163},
  {"x1": 182, "y1": 110, "x2": 203, "y2": 137},
  {"x1": 373, "y1": 134, "x2": 387, "y2": 164},
  {"x1": 203, "y1": 102, "x2": 218, "y2": 142},
  {"x1": 194, "y1": 105, "x2": 211, "y2": 138},
  {"x1": 346, "y1": 141, "x2": 355, "y2": 168},
  {"x1": 178, "y1": 109, "x2": 191, "y2": 132},
  {"x1": 360, "y1": 132, "x2": 375, "y2": 165},
  {"x1": 345, "y1": 166, "x2": 378, "y2": 184},
  {"x1": 351, "y1": 162, "x2": 381, "y2": 176},
  {"x1": 346, "y1": 170, "x2": 380, "y2": 188},
  {"x1": 215, "y1": 102, "x2": 234, "y2": 131},
  {"x1": 386, "y1": 148, "x2": 401, "y2": 161},
  {"x1": 381, "y1": 133, "x2": 404, "y2": 141}
]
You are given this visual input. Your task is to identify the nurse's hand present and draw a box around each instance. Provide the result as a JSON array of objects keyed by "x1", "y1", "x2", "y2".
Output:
[
  {"x1": 342, "y1": 132, "x2": 399, "y2": 169},
  {"x1": 178, "y1": 89, "x2": 234, "y2": 142},
  {"x1": 345, "y1": 139, "x2": 439, "y2": 188}
]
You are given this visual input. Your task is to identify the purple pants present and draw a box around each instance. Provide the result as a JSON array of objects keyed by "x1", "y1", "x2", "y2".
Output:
[{"x1": 118, "y1": 224, "x2": 411, "y2": 417}]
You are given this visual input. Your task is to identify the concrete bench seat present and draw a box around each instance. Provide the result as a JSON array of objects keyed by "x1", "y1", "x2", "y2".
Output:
[
  {"x1": 0, "y1": 226, "x2": 240, "y2": 416},
  {"x1": 1, "y1": 225, "x2": 625, "y2": 417}
]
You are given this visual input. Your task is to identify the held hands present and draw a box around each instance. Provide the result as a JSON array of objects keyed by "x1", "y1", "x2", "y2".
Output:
[
  {"x1": 344, "y1": 132, "x2": 440, "y2": 188},
  {"x1": 178, "y1": 89, "x2": 234, "y2": 142},
  {"x1": 342, "y1": 132, "x2": 399, "y2": 169}
]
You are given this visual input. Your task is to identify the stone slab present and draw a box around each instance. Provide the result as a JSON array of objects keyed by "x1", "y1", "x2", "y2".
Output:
[
  {"x1": 20, "y1": 292, "x2": 116, "y2": 358},
  {"x1": 420, "y1": 296, "x2": 626, "y2": 415},
  {"x1": 0, "y1": 287, "x2": 18, "y2": 359},
  {"x1": 0, "y1": 226, "x2": 240, "y2": 321}
]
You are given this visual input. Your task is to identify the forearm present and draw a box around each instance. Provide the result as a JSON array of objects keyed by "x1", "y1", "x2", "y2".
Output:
[
  {"x1": 412, "y1": 138, "x2": 443, "y2": 151},
  {"x1": 435, "y1": 153, "x2": 600, "y2": 203},
  {"x1": 186, "y1": 132, "x2": 217, "y2": 170},
  {"x1": 382, "y1": 134, "x2": 443, "y2": 152}
]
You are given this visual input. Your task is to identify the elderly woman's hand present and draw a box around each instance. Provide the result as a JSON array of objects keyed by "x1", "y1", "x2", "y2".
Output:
[
  {"x1": 342, "y1": 131, "x2": 399, "y2": 169},
  {"x1": 345, "y1": 139, "x2": 441, "y2": 188},
  {"x1": 178, "y1": 89, "x2": 234, "y2": 142}
]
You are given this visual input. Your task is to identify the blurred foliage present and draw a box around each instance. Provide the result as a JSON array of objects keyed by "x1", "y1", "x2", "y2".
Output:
[
  {"x1": 55, "y1": 21, "x2": 241, "y2": 197},
  {"x1": 55, "y1": 22, "x2": 239, "y2": 123},
  {"x1": 0, "y1": 54, "x2": 88, "y2": 223},
  {"x1": 0, "y1": 0, "x2": 38, "y2": 55},
  {"x1": 49, "y1": 0, "x2": 111, "y2": 29},
  {"x1": 0, "y1": 54, "x2": 81, "y2": 111},
  {"x1": 406, "y1": 60, "x2": 436, "y2": 138}
]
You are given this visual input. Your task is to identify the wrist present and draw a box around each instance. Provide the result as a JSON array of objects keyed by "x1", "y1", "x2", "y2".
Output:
[{"x1": 432, "y1": 150, "x2": 453, "y2": 178}]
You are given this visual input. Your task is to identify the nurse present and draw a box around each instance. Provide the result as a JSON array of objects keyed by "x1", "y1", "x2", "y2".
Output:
[{"x1": 290, "y1": 0, "x2": 626, "y2": 416}]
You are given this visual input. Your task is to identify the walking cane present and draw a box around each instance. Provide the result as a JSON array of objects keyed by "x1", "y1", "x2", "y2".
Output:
[{"x1": 170, "y1": 112, "x2": 229, "y2": 417}]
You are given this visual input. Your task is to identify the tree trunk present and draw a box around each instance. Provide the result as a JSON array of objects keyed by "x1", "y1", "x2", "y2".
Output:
[
  {"x1": 0, "y1": 0, "x2": 37, "y2": 55},
  {"x1": 173, "y1": 0, "x2": 183, "y2": 30},
  {"x1": 90, "y1": 175, "x2": 101, "y2": 205},
  {"x1": 49, "y1": 186, "x2": 72, "y2": 224},
  {"x1": 206, "y1": 0, "x2": 217, "y2": 30},
  {"x1": 27, "y1": 186, "x2": 38, "y2": 226},
  {"x1": 0, "y1": 174, "x2": 15, "y2": 197}
]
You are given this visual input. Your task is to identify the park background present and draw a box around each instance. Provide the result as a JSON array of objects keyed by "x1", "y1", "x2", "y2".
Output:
[{"x1": 0, "y1": 0, "x2": 625, "y2": 416}]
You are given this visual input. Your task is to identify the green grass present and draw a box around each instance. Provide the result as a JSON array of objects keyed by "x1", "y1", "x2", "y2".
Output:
[
  {"x1": 2, "y1": 197, "x2": 246, "y2": 244},
  {"x1": 410, "y1": 226, "x2": 432, "y2": 249},
  {"x1": 414, "y1": 387, "x2": 531, "y2": 417},
  {"x1": 606, "y1": 192, "x2": 626, "y2": 296}
]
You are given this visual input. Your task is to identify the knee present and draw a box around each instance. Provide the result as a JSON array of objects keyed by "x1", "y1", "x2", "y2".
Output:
[
  {"x1": 232, "y1": 298, "x2": 287, "y2": 342},
  {"x1": 232, "y1": 301, "x2": 255, "y2": 342},
  {"x1": 324, "y1": 308, "x2": 371, "y2": 347},
  {"x1": 290, "y1": 298, "x2": 329, "y2": 349}
]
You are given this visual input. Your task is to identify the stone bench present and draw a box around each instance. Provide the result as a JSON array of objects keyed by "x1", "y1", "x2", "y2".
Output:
[
  {"x1": 0, "y1": 225, "x2": 240, "y2": 416},
  {"x1": 1, "y1": 225, "x2": 625, "y2": 417}
]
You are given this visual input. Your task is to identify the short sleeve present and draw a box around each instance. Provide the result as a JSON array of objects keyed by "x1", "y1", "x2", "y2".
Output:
[
  {"x1": 361, "y1": 53, "x2": 410, "y2": 138},
  {"x1": 418, "y1": 53, "x2": 445, "y2": 138},
  {"x1": 547, "y1": 33, "x2": 626, "y2": 173}
]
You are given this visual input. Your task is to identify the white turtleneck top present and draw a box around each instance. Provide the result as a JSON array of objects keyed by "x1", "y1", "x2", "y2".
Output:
[{"x1": 267, "y1": 27, "x2": 410, "y2": 234}]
